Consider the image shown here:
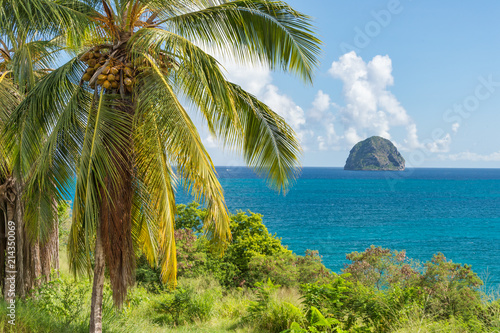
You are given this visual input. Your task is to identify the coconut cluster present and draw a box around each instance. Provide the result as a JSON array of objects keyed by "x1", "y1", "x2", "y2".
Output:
[{"x1": 80, "y1": 48, "x2": 135, "y2": 93}]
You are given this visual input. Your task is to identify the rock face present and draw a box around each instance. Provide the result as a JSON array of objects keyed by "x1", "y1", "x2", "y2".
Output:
[{"x1": 344, "y1": 136, "x2": 405, "y2": 171}]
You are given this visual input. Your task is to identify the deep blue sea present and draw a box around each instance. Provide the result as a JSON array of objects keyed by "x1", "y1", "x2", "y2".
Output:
[{"x1": 178, "y1": 167, "x2": 500, "y2": 287}]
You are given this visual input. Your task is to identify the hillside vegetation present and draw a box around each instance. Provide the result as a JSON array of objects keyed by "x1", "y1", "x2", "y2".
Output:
[{"x1": 1, "y1": 202, "x2": 499, "y2": 333}]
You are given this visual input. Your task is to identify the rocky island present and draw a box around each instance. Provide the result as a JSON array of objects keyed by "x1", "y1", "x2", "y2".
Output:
[{"x1": 344, "y1": 136, "x2": 405, "y2": 171}]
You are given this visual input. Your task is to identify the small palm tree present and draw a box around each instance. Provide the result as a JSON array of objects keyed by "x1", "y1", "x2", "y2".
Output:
[
  {"x1": 8, "y1": 1, "x2": 321, "y2": 332},
  {"x1": 0, "y1": 0, "x2": 91, "y2": 298}
]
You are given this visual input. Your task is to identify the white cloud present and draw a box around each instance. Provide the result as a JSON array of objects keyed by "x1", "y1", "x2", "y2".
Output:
[
  {"x1": 220, "y1": 60, "x2": 307, "y2": 145},
  {"x1": 208, "y1": 51, "x2": 457, "y2": 159},
  {"x1": 328, "y1": 51, "x2": 450, "y2": 151},
  {"x1": 312, "y1": 90, "x2": 331, "y2": 112},
  {"x1": 404, "y1": 123, "x2": 423, "y2": 150},
  {"x1": 440, "y1": 151, "x2": 500, "y2": 162},
  {"x1": 204, "y1": 135, "x2": 218, "y2": 148},
  {"x1": 329, "y1": 51, "x2": 413, "y2": 146},
  {"x1": 262, "y1": 85, "x2": 306, "y2": 134},
  {"x1": 221, "y1": 62, "x2": 272, "y2": 96},
  {"x1": 426, "y1": 133, "x2": 451, "y2": 153},
  {"x1": 344, "y1": 127, "x2": 362, "y2": 146}
]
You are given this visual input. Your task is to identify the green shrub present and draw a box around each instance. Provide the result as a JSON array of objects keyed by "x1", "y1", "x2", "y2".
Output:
[
  {"x1": 284, "y1": 306, "x2": 346, "y2": 333},
  {"x1": 28, "y1": 278, "x2": 89, "y2": 326},
  {"x1": 152, "y1": 276, "x2": 222, "y2": 326},
  {"x1": 300, "y1": 275, "x2": 351, "y2": 319},
  {"x1": 419, "y1": 253, "x2": 483, "y2": 320},
  {"x1": 247, "y1": 250, "x2": 334, "y2": 288},
  {"x1": 343, "y1": 246, "x2": 420, "y2": 290},
  {"x1": 245, "y1": 279, "x2": 304, "y2": 332}
]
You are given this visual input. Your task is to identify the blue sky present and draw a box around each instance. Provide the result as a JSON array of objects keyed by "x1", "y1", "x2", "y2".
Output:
[{"x1": 200, "y1": 0, "x2": 500, "y2": 168}]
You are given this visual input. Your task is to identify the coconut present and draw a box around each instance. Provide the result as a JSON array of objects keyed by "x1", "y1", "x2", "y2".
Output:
[
  {"x1": 103, "y1": 80, "x2": 112, "y2": 89},
  {"x1": 82, "y1": 73, "x2": 92, "y2": 81},
  {"x1": 111, "y1": 81, "x2": 119, "y2": 89},
  {"x1": 102, "y1": 66, "x2": 110, "y2": 75},
  {"x1": 124, "y1": 67, "x2": 133, "y2": 77},
  {"x1": 86, "y1": 67, "x2": 95, "y2": 74},
  {"x1": 107, "y1": 74, "x2": 115, "y2": 81},
  {"x1": 88, "y1": 59, "x2": 96, "y2": 67},
  {"x1": 110, "y1": 67, "x2": 119, "y2": 75},
  {"x1": 96, "y1": 79, "x2": 104, "y2": 86},
  {"x1": 124, "y1": 78, "x2": 133, "y2": 86},
  {"x1": 88, "y1": 52, "x2": 95, "y2": 59},
  {"x1": 94, "y1": 63, "x2": 101, "y2": 70},
  {"x1": 80, "y1": 53, "x2": 90, "y2": 61},
  {"x1": 97, "y1": 74, "x2": 107, "y2": 81},
  {"x1": 126, "y1": 85, "x2": 133, "y2": 93}
]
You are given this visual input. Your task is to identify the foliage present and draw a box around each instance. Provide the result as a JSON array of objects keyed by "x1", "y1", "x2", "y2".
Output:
[
  {"x1": 343, "y1": 245, "x2": 420, "y2": 290},
  {"x1": 340, "y1": 246, "x2": 489, "y2": 332},
  {"x1": 153, "y1": 277, "x2": 222, "y2": 326},
  {"x1": 284, "y1": 306, "x2": 346, "y2": 333},
  {"x1": 222, "y1": 211, "x2": 292, "y2": 284},
  {"x1": 3, "y1": 244, "x2": 500, "y2": 333},
  {"x1": 138, "y1": 203, "x2": 335, "y2": 289},
  {"x1": 57, "y1": 200, "x2": 72, "y2": 246},
  {"x1": 245, "y1": 279, "x2": 304, "y2": 332},
  {"x1": 5, "y1": 201, "x2": 500, "y2": 333},
  {"x1": 300, "y1": 276, "x2": 352, "y2": 318},
  {"x1": 174, "y1": 202, "x2": 206, "y2": 232},
  {"x1": 419, "y1": 253, "x2": 483, "y2": 320},
  {"x1": 247, "y1": 250, "x2": 333, "y2": 287},
  {"x1": 28, "y1": 278, "x2": 89, "y2": 326}
]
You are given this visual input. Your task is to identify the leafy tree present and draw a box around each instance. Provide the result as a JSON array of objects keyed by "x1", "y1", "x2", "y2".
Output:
[
  {"x1": 9, "y1": 1, "x2": 321, "y2": 331},
  {"x1": 174, "y1": 202, "x2": 205, "y2": 232},
  {"x1": 343, "y1": 245, "x2": 420, "y2": 290},
  {"x1": 419, "y1": 253, "x2": 483, "y2": 320},
  {"x1": 225, "y1": 211, "x2": 291, "y2": 270}
]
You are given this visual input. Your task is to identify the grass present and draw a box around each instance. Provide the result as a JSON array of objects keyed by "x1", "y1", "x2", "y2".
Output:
[{"x1": 1, "y1": 204, "x2": 499, "y2": 332}]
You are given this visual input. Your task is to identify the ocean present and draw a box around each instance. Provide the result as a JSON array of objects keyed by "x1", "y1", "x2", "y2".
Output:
[{"x1": 178, "y1": 167, "x2": 500, "y2": 287}]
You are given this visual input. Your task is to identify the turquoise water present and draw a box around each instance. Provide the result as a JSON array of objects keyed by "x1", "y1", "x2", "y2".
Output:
[{"x1": 179, "y1": 167, "x2": 500, "y2": 286}]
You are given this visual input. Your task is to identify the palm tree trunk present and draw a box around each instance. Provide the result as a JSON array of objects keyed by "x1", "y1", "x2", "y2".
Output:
[
  {"x1": 89, "y1": 100, "x2": 136, "y2": 331},
  {"x1": 89, "y1": 221, "x2": 105, "y2": 333},
  {"x1": 4, "y1": 189, "x2": 16, "y2": 302},
  {"x1": 0, "y1": 177, "x2": 60, "y2": 299}
]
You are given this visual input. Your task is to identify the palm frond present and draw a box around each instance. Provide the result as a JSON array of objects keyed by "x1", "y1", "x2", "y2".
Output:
[
  {"x1": 70, "y1": 90, "x2": 133, "y2": 277},
  {"x1": 129, "y1": 27, "x2": 240, "y2": 136},
  {"x1": 136, "y1": 67, "x2": 231, "y2": 283},
  {"x1": 228, "y1": 82, "x2": 301, "y2": 192},
  {"x1": 0, "y1": 0, "x2": 99, "y2": 47},
  {"x1": 133, "y1": 107, "x2": 177, "y2": 285},
  {"x1": 164, "y1": 0, "x2": 322, "y2": 82}
]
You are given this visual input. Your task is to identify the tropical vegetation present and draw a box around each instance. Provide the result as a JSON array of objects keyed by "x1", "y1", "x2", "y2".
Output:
[
  {"x1": 0, "y1": 1, "x2": 499, "y2": 333},
  {"x1": 0, "y1": 202, "x2": 498, "y2": 333},
  {"x1": 0, "y1": 0, "x2": 321, "y2": 332}
]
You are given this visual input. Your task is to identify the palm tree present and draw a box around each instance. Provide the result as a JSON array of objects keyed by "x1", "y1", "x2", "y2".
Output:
[
  {"x1": 8, "y1": 1, "x2": 321, "y2": 332},
  {"x1": 0, "y1": 0, "x2": 93, "y2": 298}
]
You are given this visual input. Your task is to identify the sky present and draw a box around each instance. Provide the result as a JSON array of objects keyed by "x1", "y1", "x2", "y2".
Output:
[{"x1": 196, "y1": 0, "x2": 500, "y2": 168}]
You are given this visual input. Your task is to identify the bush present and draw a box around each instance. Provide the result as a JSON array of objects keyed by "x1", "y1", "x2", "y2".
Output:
[
  {"x1": 300, "y1": 275, "x2": 352, "y2": 319},
  {"x1": 419, "y1": 253, "x2": 483, "y2": 320},
  {"x1": 28, "y1": 278, "x2": 89, "y2": 326},
  {"x1": 343, "y1": 246, "x2": 420, "y2": 290},
  {"x1": 245, "y1": 279, "x2": 304, "y2": 332},
  {"x1": 341, "y1": 246, "x2": 488, "y2": 332},
  {"x1": 152, "y1": 276, "x2": 222, "y2": 326}
]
